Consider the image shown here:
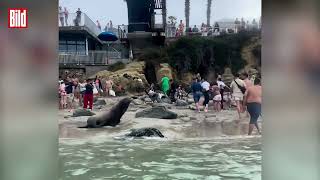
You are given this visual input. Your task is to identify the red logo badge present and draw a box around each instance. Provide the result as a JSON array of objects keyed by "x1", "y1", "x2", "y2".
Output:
[{"x1": 8, "y1": 8, "x2": 28, "y2": 28}]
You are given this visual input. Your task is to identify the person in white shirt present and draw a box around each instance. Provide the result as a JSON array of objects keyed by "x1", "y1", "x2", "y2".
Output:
[
  {"x1": 230, "y1": 73, "x2": 246, "y2": 119},
  {"x1": 58, "y1": 6, "x2": 64, "y2": 26},
  {"x1": 217, "y1": 77, "x2": 228, "y2": 110},
  {"x1": 201, "y1": 78, "x2": 210, "y2": 112},
  {"x1": 64, "y1": 7, "x2": 69, "y2": 26}
]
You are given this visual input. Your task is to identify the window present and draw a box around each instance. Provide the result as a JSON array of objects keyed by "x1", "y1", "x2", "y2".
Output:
[
  {"x1": 77, "y1": 45, "x2": 86, "y2": 54},
  {"x1": 67, "y1": 44, "x2": 76, "y2": 52},
  {"x1": 59, "y1": 44, "x2": 67, "y2": 52},
  {"x1": 59, "y1": 39, "x2": 87, "y2": 54}
]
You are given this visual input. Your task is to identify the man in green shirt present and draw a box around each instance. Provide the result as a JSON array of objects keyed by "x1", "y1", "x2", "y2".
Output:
[{"x1": 160, "y1": 76, "x2": 170, "y2": 95}]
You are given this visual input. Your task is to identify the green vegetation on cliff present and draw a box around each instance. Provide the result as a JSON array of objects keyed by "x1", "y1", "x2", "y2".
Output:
[
  {"x1": 138, "y1": 31, "x2": 261, "y2": 77},
  {"x1": 167, "y1": 31, "x2": 261, "y2": 76}
]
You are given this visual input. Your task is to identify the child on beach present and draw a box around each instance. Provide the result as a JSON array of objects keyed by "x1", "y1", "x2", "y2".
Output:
[
  {"x1": 59, "y1": 81, "x2": 67, "y2": 109},
  {"x1": 211, "y1": 82, "x2": 222, "y2": 112}
]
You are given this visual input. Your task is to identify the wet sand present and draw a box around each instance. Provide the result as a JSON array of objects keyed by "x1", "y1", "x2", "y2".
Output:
[{"x1": 59, "y1": 97, "x2": 261, "y2": 140}]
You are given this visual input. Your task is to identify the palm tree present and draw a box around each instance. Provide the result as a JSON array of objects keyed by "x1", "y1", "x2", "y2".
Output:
[
  {"x1": 185, "y1": 0, "x2": 190, "y2": 29},
  {"x1": 207, "y1": 0, "x2": 212, "y2": 27}
]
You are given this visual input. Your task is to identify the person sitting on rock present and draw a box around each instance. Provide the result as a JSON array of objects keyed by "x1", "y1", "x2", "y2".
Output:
[
  {"x1": 176, "y1": 85, "x2": 184, "y2": 99},
  {"x1": 147, "y1": 83, "x2": 160, "y2": 102}
]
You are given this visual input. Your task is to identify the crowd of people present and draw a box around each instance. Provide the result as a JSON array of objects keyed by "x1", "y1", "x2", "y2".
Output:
[
  {"x1": 59, "y1": 6, "x2": 82, "y2": 27},
  {"x1": 157, "y1": 72, "x2": 262, "y2": 135},
  {"x1": 174, "y1": 20, "x2": 213, "y2": 37},
  {"x1": 58, "y1": 76, "x2": 114, "y2": 111},
  {"x1": 59, "y1": 71, "x2": 261, "y2": 135}
]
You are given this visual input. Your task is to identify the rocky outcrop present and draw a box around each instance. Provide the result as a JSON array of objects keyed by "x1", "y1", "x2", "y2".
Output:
[
  {"x1": 125, "y1": 128, "x2": 165, "y2": 138},
  {"x1": 72, "y1": 109, "x2": 96, "y2": 117},
  {"x1": 132, "y1": 99, "x2": 144, "y2": 105},
  {"x1": 135, "y1": 106, "x2": 177, "y2": 119},
  {"x1": 160, "y1": 96, "x2": 172, "y2": 104},
  {"x1": 94, "y1": 62, "x2": 149, "y2": 95},
  {"x1": 222, "y1": 67, "x2": 234, "y2": 86},
  {"x1": 93, "y1": 99, "x2": 106, "y2": 106},
  {"x1": 156, "y1": 63, "x2": 174, "y2": 82},
  {"x1": 241, "y1": 36, "x2": 261, "y2": 71},
  {"x1": 176, "y1": 99, "x2": 188, "y2": 106}
]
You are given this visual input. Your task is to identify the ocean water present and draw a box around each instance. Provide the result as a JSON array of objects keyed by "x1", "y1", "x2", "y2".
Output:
[{"x1": 59, "y1": 137, "x2": 261, "y2": 180}]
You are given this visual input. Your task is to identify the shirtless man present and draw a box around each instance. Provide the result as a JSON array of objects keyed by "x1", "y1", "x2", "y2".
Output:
[
  {"x1": 241, "y1": 72, "x2": 253, "y2": 116},
  {"x1": 105, "y1": 77, "x2": 113, "y2": 96},
  {"x1": 243, "y1": 78, "x2": 262, "y2": 135},
  {"x1": 241, "y1": 72, "x2": 253, "y2": 88}
]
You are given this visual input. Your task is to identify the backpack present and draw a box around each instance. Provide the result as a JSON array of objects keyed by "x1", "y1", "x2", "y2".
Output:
[{"x1": 234, "y1": 80, "x2": 246, "y2": 94}]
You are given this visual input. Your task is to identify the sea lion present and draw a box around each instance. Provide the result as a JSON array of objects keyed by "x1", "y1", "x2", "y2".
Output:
[
  {"x1": 79, "y1": 98, "x2": 132, "y2": 128},
  {"x1": 125, "y1": 128, "x2": 165, "y2": 138}
]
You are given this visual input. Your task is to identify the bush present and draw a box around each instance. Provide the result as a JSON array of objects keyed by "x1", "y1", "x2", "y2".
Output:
[
  {"x1": 108, "y1": 61, "x2": 126, "y2": 72},
  {"x1": 166, "y1": 31, "x2": 260, "y2": 76}
]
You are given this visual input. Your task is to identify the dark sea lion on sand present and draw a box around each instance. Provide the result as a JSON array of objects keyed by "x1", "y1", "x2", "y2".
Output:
[{"x1": 79, "y1": 98, "x2": 132, "y2": 128}]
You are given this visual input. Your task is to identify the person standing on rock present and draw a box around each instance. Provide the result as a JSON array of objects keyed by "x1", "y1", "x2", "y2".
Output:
[
  {"x1": 217, "y1": 77, "x2": 228, "y2": 110},
  {"x1": 160, "y1": 76, "x2": 170, "y2": 96},
  {"x1": 79, "y1": 79, "x2": 86, "y2": 107},
  {"x1": 65, "y1": 77, "x2": 75, "y2": 112},
  {"x1": 105, "y1": 77, "x2": 113, "y2": 96},
  {"x1": 94, "y1": 76, "x2": 103, "y2": 96},
  {"x1": 83, "y1": 79, "x2": 94, "y2": 110},
  {"x1": 59, "y1": 81, "x2": 67, "y2": 109},
  {"x1": 243, "y1": 78, "x2": 262, "y2": 135},
  {"x1": 73, "y1": 79, "x2": 81, "y2": 107},
  {"x1": 169, "y1": 79, "x2": 178, "y2": 102},
  {"x1": 241, "y1": 72, "x2": 253, "y2": 116},
  {"x1": 230, "y1": 73, "x2": 246, "y2": 119},
  {"x1": 201, "y1": 78, "x2": 210, "y2": 112},
  {"x1": 211, "y1": 82, "x2": 222, "y2": 112},
  {"x1": 191, "y1": 78, "x2": 202, "y2": 112}
]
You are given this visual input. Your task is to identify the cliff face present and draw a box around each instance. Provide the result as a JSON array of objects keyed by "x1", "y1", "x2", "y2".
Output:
[{"x1": 241, "y1": 36, "x2": 261, "y2": 72}]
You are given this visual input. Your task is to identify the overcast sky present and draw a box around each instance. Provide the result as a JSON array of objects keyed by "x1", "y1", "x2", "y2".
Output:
[{"x1": 59, "y1": 0, "x2": 261, "y2": 27}]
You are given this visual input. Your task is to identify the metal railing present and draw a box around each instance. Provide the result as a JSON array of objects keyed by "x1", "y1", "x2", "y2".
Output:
[
  {"x1": 58, "y1": 12, "x2": 102, "y2": 36},
  {"x1": 59, "y1": 50, "x2": 123, "y2": 65},
  {"x1": 117, "y1": 25, "x2": 128, "y2": 39}
]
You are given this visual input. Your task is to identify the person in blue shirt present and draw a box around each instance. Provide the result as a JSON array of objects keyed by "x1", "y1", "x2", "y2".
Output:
[{"x1": 191, "y1": 78, "x2": 202, "y2": 112}]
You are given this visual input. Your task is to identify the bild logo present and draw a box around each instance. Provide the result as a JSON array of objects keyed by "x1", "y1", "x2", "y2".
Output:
[{"x1": 8, "y1": 8, "x2": 28, "y2": 28}]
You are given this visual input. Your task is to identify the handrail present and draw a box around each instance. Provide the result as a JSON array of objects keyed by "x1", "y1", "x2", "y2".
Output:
[
  {"x1": 58, "y1": 50, "x2": 124, "y2": 65},
  {"x1": 58, "y1": 12, "x2": 102, "y2": 36}
]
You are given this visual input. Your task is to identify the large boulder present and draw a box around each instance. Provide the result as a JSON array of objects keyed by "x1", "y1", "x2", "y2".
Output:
[
  {"x1": 125, "y1": 128, "x2": 165, "y2": 138},
  {"x1": 187, "y1": 98, "x2": 194, "y2": 104},
  {"x1": 222, "y1": 67, "x2": 234, "y2": 86},
  {"x1": 132, "y1": 99, "x2": 144, "y2": 105},
  {"x1": 135, "y1": 106, "x2": 177, "y2": 119},
  {"x1": 93, "y1": 99, "x2": 106, "y2": 106},
  {"x1": 144, "y1": 97, "x2": 153, "y2": 103},
  {"x1": 160, "y1": 97, "x2": 172, "y2": 104},
  {"x1": 176, "y1": 99, "x2": 188, "y2": 106},
  {"x1": 156, "y1": 63, "x2": 174, "y2": 82},
  {"x1": 95, "y1": 62, "x2": 149, "y2": 95},
  {"x1": 72, "y1": 109, "x2": 96, "y2": 117}
]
